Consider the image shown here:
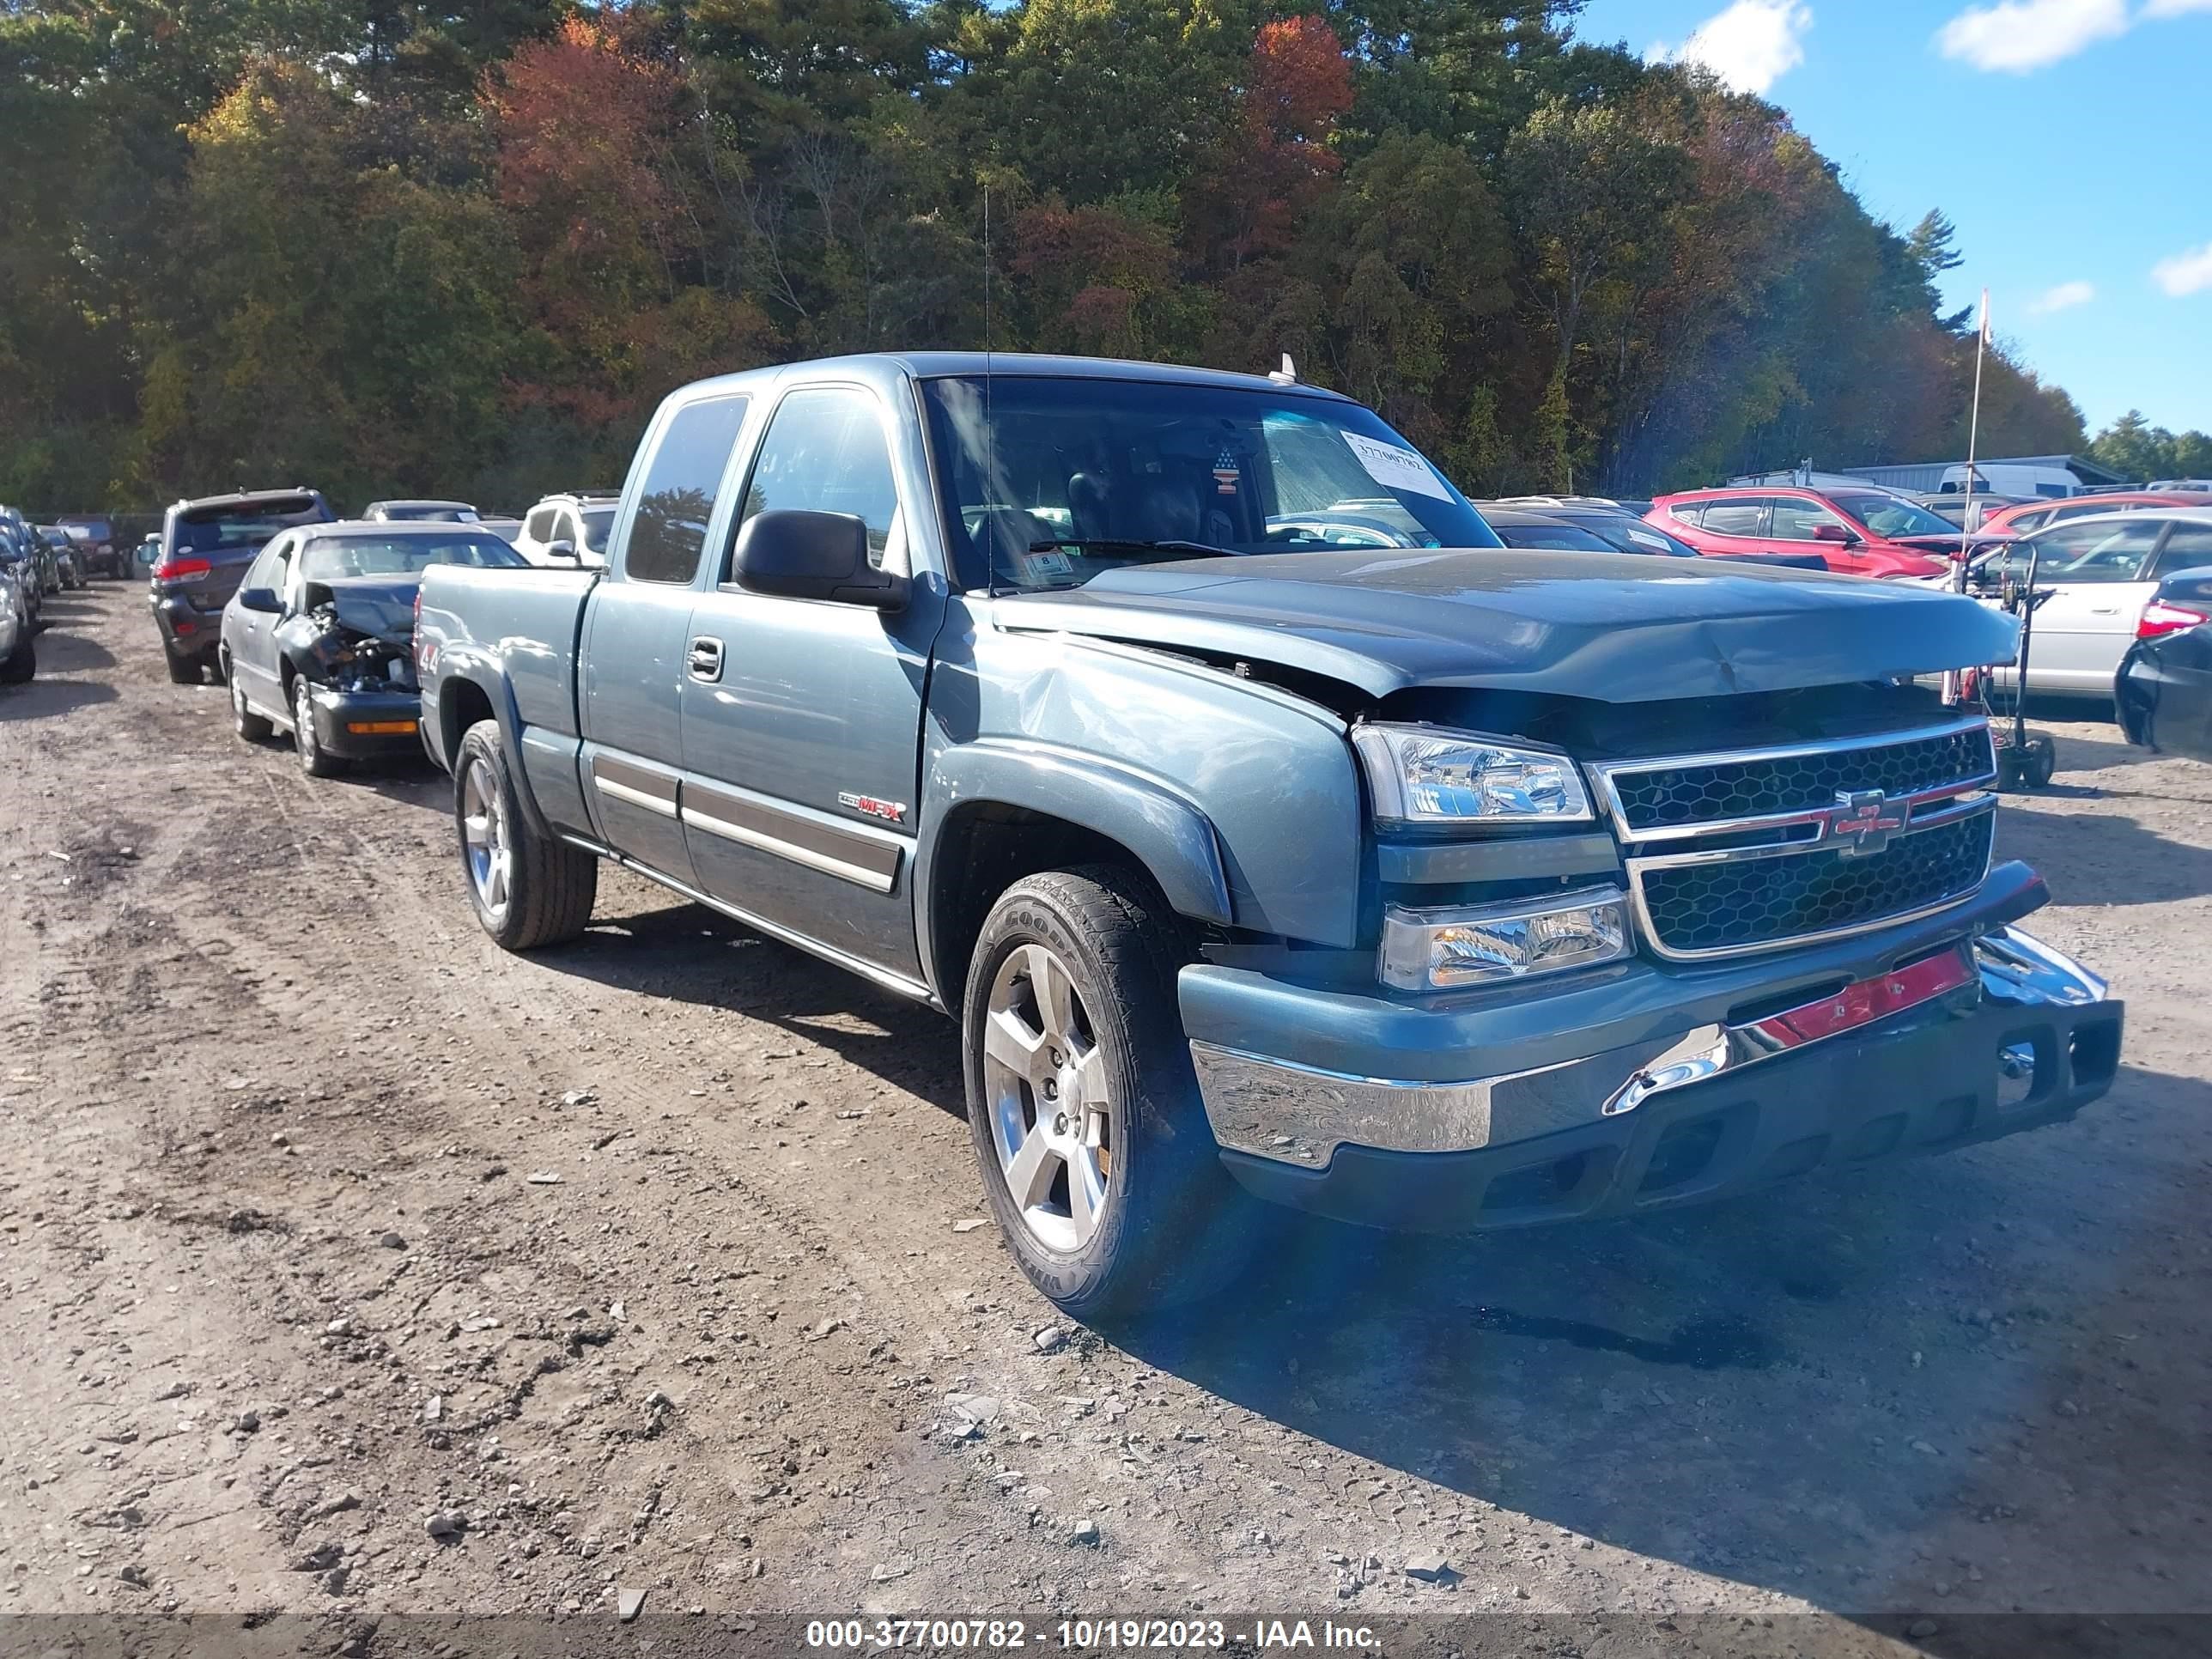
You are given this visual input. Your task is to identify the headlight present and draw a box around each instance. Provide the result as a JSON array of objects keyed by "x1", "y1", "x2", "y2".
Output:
[
  {"x1": 1352, "y1": 724, "x2": 1592, "y2": 824},
  {"x1": 1379, "y1": 885, "x2": 1632, "y2": 990}
]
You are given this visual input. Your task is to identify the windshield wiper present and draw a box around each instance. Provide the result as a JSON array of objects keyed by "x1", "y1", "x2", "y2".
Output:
[{"x1": 1030, "y1": 537, "x2": 1237, "y2": 560}]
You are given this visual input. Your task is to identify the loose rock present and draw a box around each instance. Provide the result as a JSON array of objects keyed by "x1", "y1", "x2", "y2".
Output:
[{"x1": 617, "y1": 1586, "x2": 647, "y2": 1623}]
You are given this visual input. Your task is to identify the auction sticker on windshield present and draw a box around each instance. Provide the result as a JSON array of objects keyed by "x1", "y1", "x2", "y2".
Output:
[{"x1": 1341, "y1": 431, "x2": 1452, "y2": 501}]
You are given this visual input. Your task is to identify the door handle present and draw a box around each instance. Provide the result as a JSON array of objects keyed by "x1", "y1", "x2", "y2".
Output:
[
  {"x1": 2088, "y1": 606, "x2": 2118, "y2": 615},
  {"x1": 686, "y1": 635, "x2": 725, "y2": 683}
]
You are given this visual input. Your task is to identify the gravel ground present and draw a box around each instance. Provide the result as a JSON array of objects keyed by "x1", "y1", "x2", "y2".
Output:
[{"x1": 2, "y1": 586, "x2": 2207, "y2": 1656}]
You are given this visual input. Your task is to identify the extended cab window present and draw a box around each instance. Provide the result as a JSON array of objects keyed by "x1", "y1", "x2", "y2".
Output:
[
  {"x1": 736, "y1": 387, "x2": 902, "y2": 573},
  {"x1": 623, "y1": 395, "x2": 750, "y2": 584}
]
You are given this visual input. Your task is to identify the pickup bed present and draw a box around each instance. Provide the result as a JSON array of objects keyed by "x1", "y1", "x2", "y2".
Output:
[{"x1": 416, "y1": 351, "x2": 2122, "y2": 1316}]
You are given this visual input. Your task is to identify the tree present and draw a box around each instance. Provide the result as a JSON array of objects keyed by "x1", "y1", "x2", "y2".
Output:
[{"x1": 2087, "y1": 411, "x2": 2212, "y2": 483}]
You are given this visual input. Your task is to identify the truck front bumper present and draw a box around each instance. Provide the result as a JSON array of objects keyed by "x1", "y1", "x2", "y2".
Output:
[{"x1": 1181, "y1": 861, "x2": 2121, "y2": 1232}]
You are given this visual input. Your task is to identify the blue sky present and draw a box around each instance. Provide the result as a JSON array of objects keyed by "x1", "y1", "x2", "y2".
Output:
[{"x1": 1571, "y1": 0, "x2": 2212, "y2": 437}]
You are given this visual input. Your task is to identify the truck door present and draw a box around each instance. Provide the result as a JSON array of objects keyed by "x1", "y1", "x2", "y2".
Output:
[
  {"x1": 678, "y1": 382, "x2": 943, "y2": 984},
  {"x1": 579, "y1": 392, "x2": 754, "y2": 887}
]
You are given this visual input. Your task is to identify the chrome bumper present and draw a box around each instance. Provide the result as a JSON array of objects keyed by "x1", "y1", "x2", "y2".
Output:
[{"x1": 1189, "y1": 926, "x2": 2107, "y2": 1170}]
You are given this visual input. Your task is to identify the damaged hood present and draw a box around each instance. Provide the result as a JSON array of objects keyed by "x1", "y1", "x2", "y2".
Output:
[
  {"x1": 303, "y1": 574, "x2": 419, "y2": 647},
  {"x1": 991, "y1": 548, "x2": 2021, "y2": 701}
]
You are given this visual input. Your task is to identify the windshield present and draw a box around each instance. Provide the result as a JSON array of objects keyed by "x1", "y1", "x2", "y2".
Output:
[
  {"x1": 297, "y1": 534, "x2": 526, "y2": 583},
  {"x1": 1833, "y1": 494, "x2": 1956, "y2": 538},
  {"x1": 918, "y1": 375, "x2": 1498, "y2": 592},
  {"x1": 580, "y1": 507, "x2": 617, "y2": 550}
]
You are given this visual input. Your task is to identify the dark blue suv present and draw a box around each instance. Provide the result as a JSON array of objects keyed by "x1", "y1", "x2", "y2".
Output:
[{"x1": 149, "y1": 489, "x2": 334, "y2": 684}]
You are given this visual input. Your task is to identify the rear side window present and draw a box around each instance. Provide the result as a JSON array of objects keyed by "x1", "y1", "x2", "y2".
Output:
[
  {"x1": 525, "y1": 506, "x2": 557, "y2": 541},
  {"x1": 2151, "y1": 523, "x2": 2212, "y2": 576},
  {"x1": 735, "y1": 387, "x2": 902, "y2": 574},
  {"x1": 1698, "y1": 498, "x2": 1767, "y2": 536},
  {"x1": 623, "y1": 395, "x2": 751, "y2": 584}
]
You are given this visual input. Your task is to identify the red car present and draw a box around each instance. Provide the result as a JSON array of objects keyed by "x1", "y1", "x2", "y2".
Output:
[
  {"x1": 1649, "y1": 487, "x2": 1953, "y2": 578},
  {"x1": 1972, "y1": 491, "x2": 2211, "y2": 542}
]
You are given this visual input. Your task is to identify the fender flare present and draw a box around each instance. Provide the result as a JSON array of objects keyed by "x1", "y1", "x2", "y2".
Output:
[
  {"x1": 432, "y1": 653, "x2": 551, "y2": 839},
  {"x1": 914, "y1": 739, "x2": 1234, "y2": 999}
]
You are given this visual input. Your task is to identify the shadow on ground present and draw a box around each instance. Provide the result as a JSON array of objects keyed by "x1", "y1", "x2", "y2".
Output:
[
  {"x1": 1103, "y1": 1061, "x2": 2209, "y2": 1621},
  {"x1": 506, "y1": 878, "x2": 2206, "y2": 1621},
  {"x1": 0, "y1": 674, "x2": 118, "y2": 720},
  {"x1": 1997, "y1": 802, "x2": 2212, "y2": 903}
]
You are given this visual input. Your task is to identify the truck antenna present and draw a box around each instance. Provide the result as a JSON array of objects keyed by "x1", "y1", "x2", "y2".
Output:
[{"x1": 983, "y1": 180, "x2": 996, "y2": 595}]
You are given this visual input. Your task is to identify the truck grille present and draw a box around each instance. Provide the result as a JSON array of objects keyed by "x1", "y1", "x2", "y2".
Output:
[
  {"x1": 1636, "y1": 809, "x2": 1995, "y2": 957},
  {"x1": 1603, "y1": 722, "x2": 1995, "y2": 836},
  {"x1": 1590, "y1": 719, "x2": 2000, "y2": 960}
]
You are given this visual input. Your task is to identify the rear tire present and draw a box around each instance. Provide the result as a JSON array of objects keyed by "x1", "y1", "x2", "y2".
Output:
[
  {"x1": 164, "y1": 649, "x2": 201, "y2": 684},
  {"x1": 0, "y1": 633, "x2": 33, "y2": 684},
  {"x1": 962, "y1": 865, "x2": 1265, "y2": 1321},
  {"x1": 228, "y1": 663, "x2": 272, "y2": 740},
  {"x1": 453, "y1": 717, "x2": 597, "y2": 951}
]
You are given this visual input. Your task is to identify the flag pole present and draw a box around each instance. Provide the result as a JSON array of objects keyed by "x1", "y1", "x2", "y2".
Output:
[
  {"x1": 1942, "y1": 289, "x2": 1990, "y2": 709},
  {"x1": 1956, "y1": 287, "x2": 1990, "y2": 595}
]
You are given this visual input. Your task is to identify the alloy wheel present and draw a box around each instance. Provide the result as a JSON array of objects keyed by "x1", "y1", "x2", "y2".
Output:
[
  {"x1": 293, "y1": 682, "x2": 320, "y2": 769},
  {"x1": 460, "y1": 760, "x2": 512, "y2": 925},
  {"x1": 981, "y1": 942, "x2": 1115, "y2": 1252}
]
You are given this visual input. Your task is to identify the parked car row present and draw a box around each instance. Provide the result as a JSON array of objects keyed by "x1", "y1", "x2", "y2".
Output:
[{"x1": 142, "y1": 486, "x2": 607, "y2": 684}]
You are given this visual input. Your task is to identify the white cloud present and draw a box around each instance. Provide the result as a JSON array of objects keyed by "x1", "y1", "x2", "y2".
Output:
[
  {"x1": 1934, "y1": 0, "x2": 2128, "y2": 73},
  {"x1": 2152, "y1": 242, "x2": 2212, "y2": 298},
  {"x1": 2142, "y1": 0, "x2": 2212, "y2": 16},
  {"x1": 2026, "y1": 280, "x2": 2095, "y2": 314},
  {"x1": 1647, "y1": 1, "x2": 1814, "y2": 95}
]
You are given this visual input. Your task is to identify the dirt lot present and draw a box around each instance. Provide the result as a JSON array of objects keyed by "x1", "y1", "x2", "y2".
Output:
[{"x1": 2, "y1": 586, "x2": 2208, "y2": 1656}]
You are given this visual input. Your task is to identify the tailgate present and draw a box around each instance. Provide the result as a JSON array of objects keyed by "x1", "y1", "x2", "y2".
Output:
[{"x1": 418, "y1": 562, "x2": 599, "y2": 738}]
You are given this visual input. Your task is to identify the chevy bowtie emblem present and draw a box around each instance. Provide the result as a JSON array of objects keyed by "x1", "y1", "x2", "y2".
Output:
[{"x1": 1823, "y1": 788, "x2": 1903, "y2": 856}]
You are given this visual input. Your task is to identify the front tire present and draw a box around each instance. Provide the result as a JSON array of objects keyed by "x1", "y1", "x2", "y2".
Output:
[
  {"x1": 963, "y1": 866, "x2": 1262, "y2": 1320},
  {"x1": 292, "y1": 678, "x2": 346, "y2": 777},
  {"x1": 453, "y1": 718, "x2": 596, "y2": 951},
  {"x1": 0, "y1": 632, "x2": 33, "y2": 684}
]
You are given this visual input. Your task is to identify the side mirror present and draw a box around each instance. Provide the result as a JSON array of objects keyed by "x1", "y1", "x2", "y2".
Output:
[
  {"x1": 544, "y1": 539, "x2": 579, "y2": 563},
  {"x1": 237, "y1": 586, "x2": 283, "y2": 614},
  {"x1": 1811, "y1": 523, "x2": 1856, "y2": 544},
  {"x1": 732, "y1": 509, "x2": 907, "y2": 611}
]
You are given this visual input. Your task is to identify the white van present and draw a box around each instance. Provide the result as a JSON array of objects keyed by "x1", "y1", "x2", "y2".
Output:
[{"x1": 1940, "y1": 462, "x2": 2082, "y2": 499}]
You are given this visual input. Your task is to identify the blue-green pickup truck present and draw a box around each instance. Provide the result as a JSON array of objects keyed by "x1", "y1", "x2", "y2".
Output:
[{"x1": 414, "y1": 352, "x2": 2121, "y2": 1315}]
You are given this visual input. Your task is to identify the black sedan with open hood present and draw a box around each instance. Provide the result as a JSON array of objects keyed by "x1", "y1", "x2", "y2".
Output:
[{"x1": 218, "y1": 521, "x2": 529, "y2": 776}]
